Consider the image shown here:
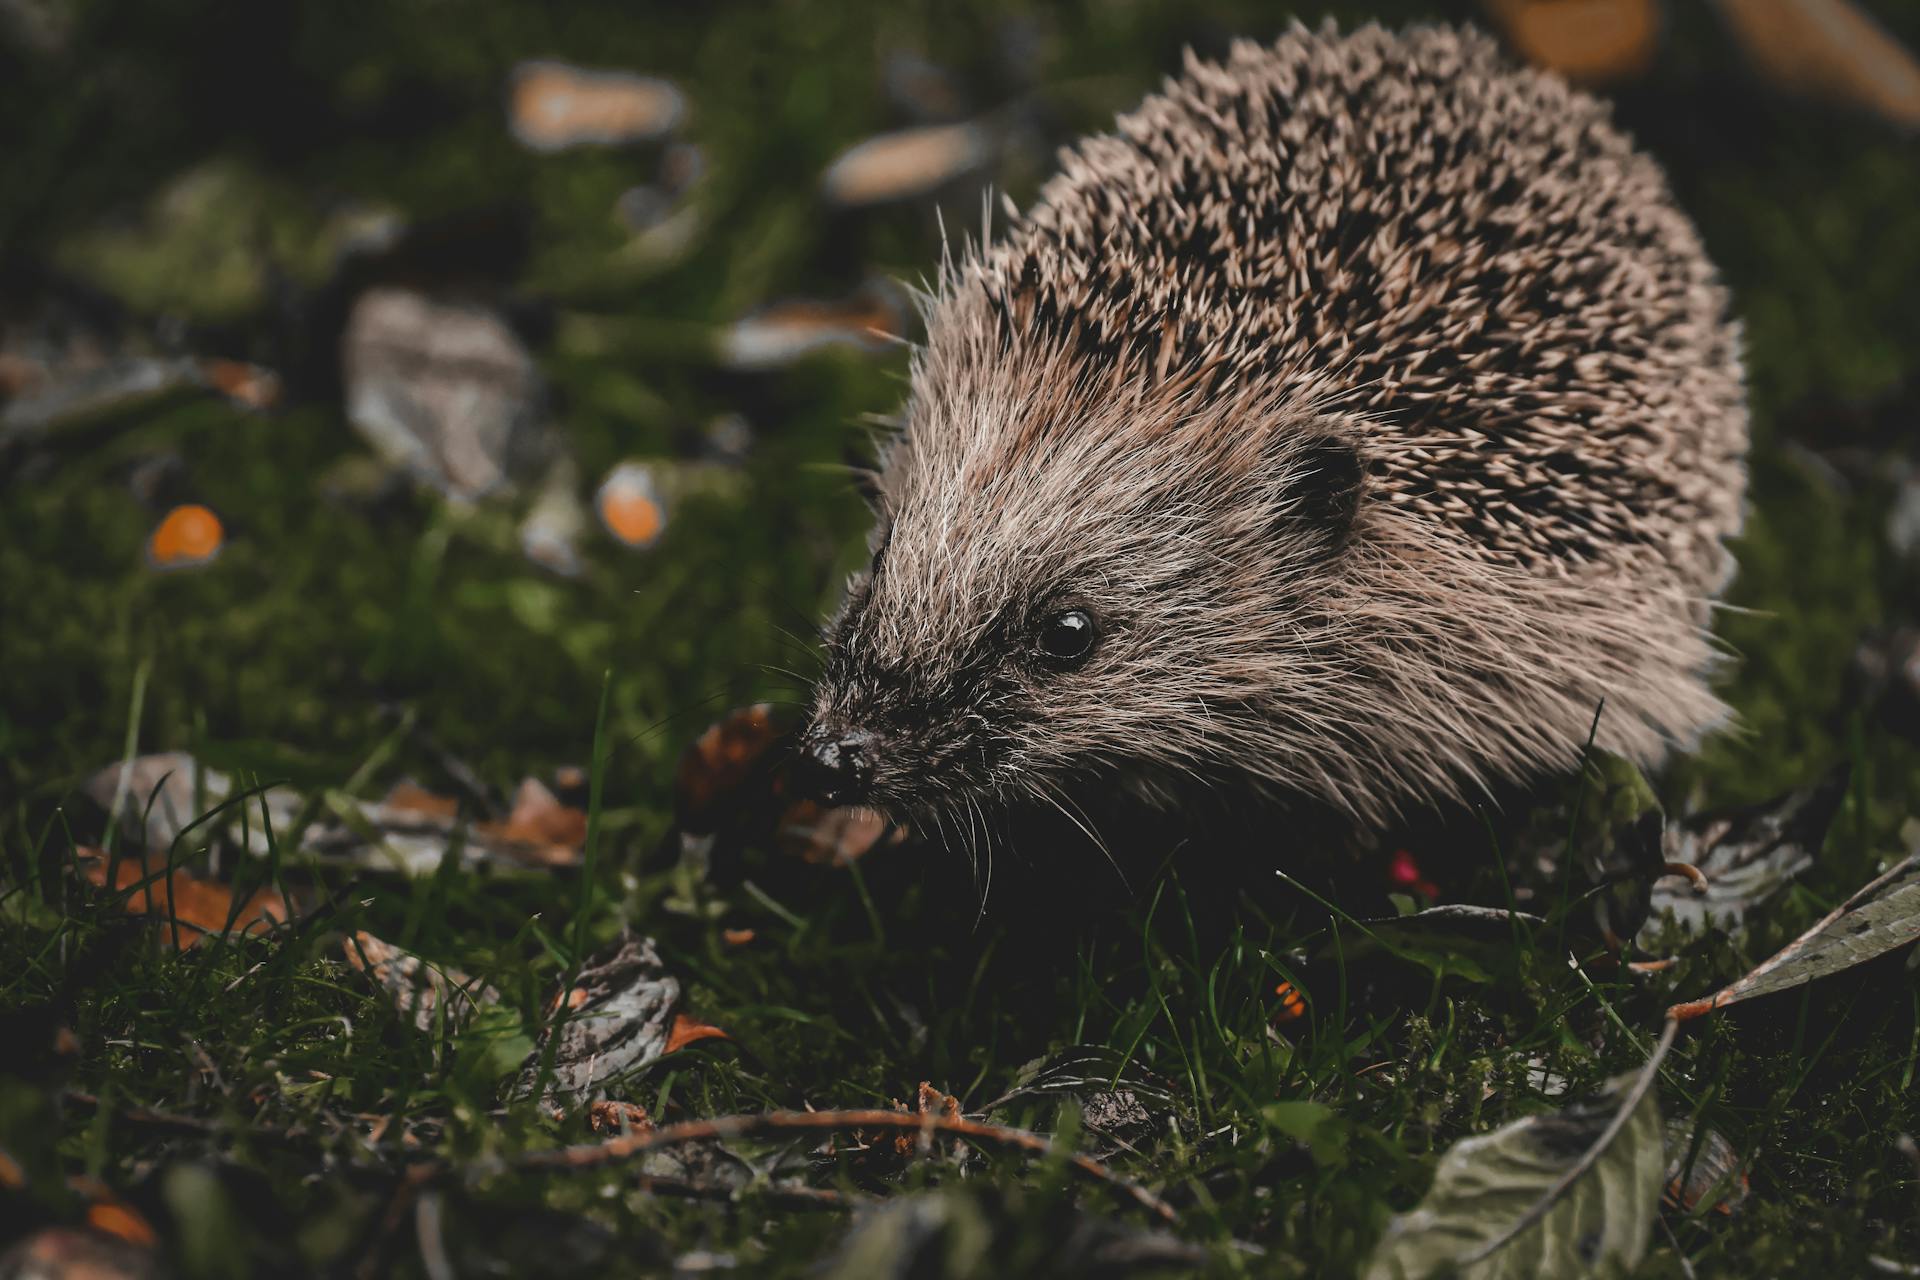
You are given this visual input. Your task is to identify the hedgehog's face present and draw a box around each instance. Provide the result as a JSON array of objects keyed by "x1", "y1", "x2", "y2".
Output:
[{"x1": 799, "y1": 379, "x2": 1368, "y2": 824}]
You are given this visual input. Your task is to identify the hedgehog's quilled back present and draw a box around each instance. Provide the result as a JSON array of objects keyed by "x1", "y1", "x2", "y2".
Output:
[{"x1": 805, "y1": 22, "x2": 1749, "y2": 829}]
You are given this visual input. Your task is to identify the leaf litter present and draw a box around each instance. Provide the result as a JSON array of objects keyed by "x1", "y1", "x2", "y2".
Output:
[
  {"x1": 1640, "y1": 765, "x2": 1849, "y2": 942},
  {"x1": 1363, "y1": 1019, "x2": 1676, "y2": 1280},
  {"x1": 514, "y1": 930, "x2": 727, "y2": 1110},
  {"x1": 86, "y1": 752, "x2": 591, "y2": 875},
  {"x1": 1670, "y1": 842, "x2": 1920, "y2": 1020}
]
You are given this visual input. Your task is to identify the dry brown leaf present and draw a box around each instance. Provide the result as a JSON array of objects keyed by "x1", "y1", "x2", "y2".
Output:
[
  {"x1": 1716, "y1": 0, "x2": 1920, "y2": 129},
  {"x1": 0, "y1": 1226, "x2": 160, "y2": 1278},
  {"x1": 777, "y1": 801, "x2": 898, "y2": 865},
  {"x1": 675, "y1": 703, "x2": 788, "y2": 835},
  {"x1": 820, "y1": 121, "x2": 993, "y2": 206},
  {"x1": 1483, "y1": 0, "x2": 1659, "y2": 83},
  {"x1": 476, "y1": 777, "x2": 588, "y2": 864},
  {"x1": 587, "y1": 1100, "x2": 655, "y2": 1136},
  {"x1": 663, "y1": 1012, "x2": 729, "y2": 1055},
  {"x1": 80, "y1": 847, "x2": 288, "y2": 949},
  {"x1": 381, "y1": 780, "x2": 459, "y2": 820},
  {"x1": 508, "y1": 61, "x2": 685, "y2": 152},
  {"x1": 343, "y1": 931, "x2": 500, "y2": 1034},
  {"x1": 68, "y1": 1178, "x2": 158, "y2": 1250},
  {"x1": 717, "y1": 284, "x2": 907, "y2": 370}
]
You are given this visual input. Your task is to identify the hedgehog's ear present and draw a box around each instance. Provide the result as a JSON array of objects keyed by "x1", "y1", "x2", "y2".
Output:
[{"x1": 1281, "y1": 434, "x2": 1366, "y2": 550}]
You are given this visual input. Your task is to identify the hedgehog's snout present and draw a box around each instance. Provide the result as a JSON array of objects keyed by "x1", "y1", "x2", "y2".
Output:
[{"x1": 794, "y1": 721, "x2": 880, "y2": 806}]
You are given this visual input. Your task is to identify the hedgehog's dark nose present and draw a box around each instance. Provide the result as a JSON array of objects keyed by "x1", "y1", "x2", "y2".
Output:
[{"x1": 795, "y1": 725, "x2": 878, "y2": 805}]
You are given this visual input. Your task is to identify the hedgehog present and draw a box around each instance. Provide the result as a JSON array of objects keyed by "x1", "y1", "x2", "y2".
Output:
[{"x1": 797, "y1": 22, "x2": 1748, "y2": 838}]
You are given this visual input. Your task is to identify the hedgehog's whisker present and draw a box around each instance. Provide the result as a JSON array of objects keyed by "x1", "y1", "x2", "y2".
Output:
[{"x1": 1034, "y1": 775, "x2": 1128, "y2": 897}]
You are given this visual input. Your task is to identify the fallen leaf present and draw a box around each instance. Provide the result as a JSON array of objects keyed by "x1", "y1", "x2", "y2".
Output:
[
  {"x1": 1715, "y1": 0, "x2": 1920, "y2": 129},
  {"x1": 820, "y1": 121, "x2": 994, "y2": 207},
  {"x1": 520, "y1": 456, "x2": 588, "y2": 577},
  {"x1": 1482, "y1": 0, "x2": 1659, "y2": 83},
  {"x1": 87, "y1": 751, "x2": 247, "y2": 850},
  {"x1": 717, "y1": 283, "x2": 907, "y2": 370},
  {"x1": 344, "y1": 931, "x2": 500, "y2": 1034},
  {"x1": 587, "y1": 1100, "x2": 654, "y2": 1136},
  {"x1": 0, "y1": 1226, "x2": 160, "y2": 1279},
  {"x1": 509, "y1": 60, "x2": 686, "y2": 152},
  {"x1": 516, "y1": 931, "x2": 687, "y2": 1107},
  {"x1": 341, "y1": 286, "x2": 551, "y2": 501},
  {"x1": 674, "y1": 704, "x2": 789, "y2": 835},
  {"x1": 1670, "y1": 847, "x2": 1920, "y2": 1020},
  {"x1": 304, "y1": 774, "x2": 583, "y2": 874},
  {"x1": 144, "y1": 502, "x2": 224, "y2": 570},
  {"x1": 68, "y1": 1176, "x2": 158, "y2": 1249},
  {"x1": 1641, "y1": 767, "x2": 1848, "y2": 941},
  {"x1": 1663, "y1": 1120, "x2": 1749, "y2": 1216},
  {"x1": 194, "y1": 358, "x2": 279, "y2": 411},
  {"x1": 985, "y1": 1045, "x2": 1179, "y2": 1119},
  {"x1": 821, "y1": 1188, "x2": 1204, "y2": 1280},
  {"x1": 1363, "y1": 1021, "x2": 1674, "y2": 1279},
  {"x1": 595, "y1": 461, "x2": 666, "y2": 549},
  {"x1": 776, "y1": 801, "x2": 898, "y2": 865},
  {"x1": 477, "y1": 777, "x2": 589, "y2": 859},
  {"x1": 381, "y1": 780, "x2": 460, "y2": 821},
  {"x1": 79, "y1": 847, "x2": 288, "y2": 949},
  {"x1": 663, "y1": 1012, "x2": 729, "y2": 1055}
]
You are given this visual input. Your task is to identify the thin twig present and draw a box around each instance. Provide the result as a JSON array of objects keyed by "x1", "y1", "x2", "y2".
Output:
[
  {"x1": 480, "y1": 1108, "x2": 1178, "y2": 1224},
  {"x1": 60, "y1": 1089, "x2": 309, "y2": 1149}
]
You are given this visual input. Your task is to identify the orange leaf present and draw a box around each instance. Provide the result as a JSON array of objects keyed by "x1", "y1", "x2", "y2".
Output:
[
  {"x1": 80, "y1": 847, "x2": 287, "y2": 949},
  {"x1": 1483, "y1": 0, "x2": 1659, "y2": 83},
  {"x1": 381, "y1": 780, "x2": 459, "y2": 819},
  {"x1": 69, "y1": 1177, "x2": 158, "y2": 1249},
  {"x1": 722, "y1": 927, "x2": 756, "y2": 947},
  {"x1": 674, "y1": 703, "x2": 788, "y2": 832},
  {"x1": 664, "y1": 1012, "x2": 728, "y2": 1054},
  {"x1": 596, "y1": 463, "x2": 667, "y2": 548},
  {"x1": 476, "y1": 777, "x2": 587, "y2": 863},
  {"x1": 145, "y1": 503, "x2": 224, "y2": 570},
  {"x1": 587, "y1": 1100, "x2": 655, "y2": 1136}
]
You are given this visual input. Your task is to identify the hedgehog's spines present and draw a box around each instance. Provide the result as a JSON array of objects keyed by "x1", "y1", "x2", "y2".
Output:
[{"x1": 816, "y1": 23, "x2": 1747, "y2": 824}]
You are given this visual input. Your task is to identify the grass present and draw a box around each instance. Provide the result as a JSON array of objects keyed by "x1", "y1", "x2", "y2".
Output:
[{"x1": 5, "y1": 0, "x2": 1920, "y2": 1275}]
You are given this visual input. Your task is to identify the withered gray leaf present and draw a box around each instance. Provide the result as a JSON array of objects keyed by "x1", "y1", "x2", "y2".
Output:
[
  {"x1": 516, "y1": 931, "x2": 682, "y2": 1106},
  {"x1": 1641, "y1": 767, "x2": 1848, "y2": 941},
  {"x1": 343, "y1": 931, "x2": 499, "y2": 1035},
  {"x1": 1363, "y1": 1026, "x2": 1672, "y2": 1280}
]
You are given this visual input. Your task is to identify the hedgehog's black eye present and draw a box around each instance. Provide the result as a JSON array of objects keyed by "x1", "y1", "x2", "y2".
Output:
[{"x1": 1037, "y1": 609, "x2": 1098, "y2": 669}]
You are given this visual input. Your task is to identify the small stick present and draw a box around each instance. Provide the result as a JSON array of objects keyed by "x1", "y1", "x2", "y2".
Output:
[{"x1": 483, "y1": 1108, "x2": 1177, "y2": 1224}]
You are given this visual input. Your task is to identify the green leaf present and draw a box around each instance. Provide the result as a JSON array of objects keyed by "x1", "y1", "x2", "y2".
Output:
[
  {"x1": 1362, "y1": 1022, "x2": 1674, "y2": 1280},
  {"x1": 1671, "y1": 847, "x2": 1920, "y2": 1020}
]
